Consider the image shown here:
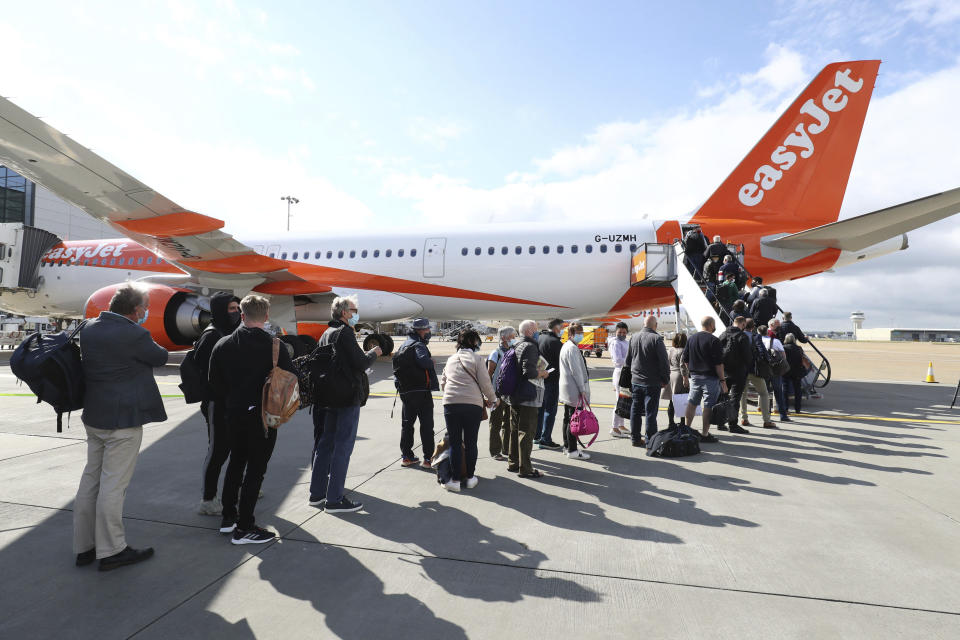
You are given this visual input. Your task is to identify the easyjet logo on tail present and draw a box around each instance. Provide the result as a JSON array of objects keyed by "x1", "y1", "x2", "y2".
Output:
[{"x1": 739, "y1": 68, "x2": 865, "y2": 207}]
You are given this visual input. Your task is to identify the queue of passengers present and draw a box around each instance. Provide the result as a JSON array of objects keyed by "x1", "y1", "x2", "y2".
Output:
[{"x1": 68, "y1": 283, "x2": 812, "y2": 572}]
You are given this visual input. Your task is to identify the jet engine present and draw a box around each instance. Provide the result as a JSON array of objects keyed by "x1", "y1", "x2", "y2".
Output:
[{"x1": 84, "y1": 283, "x2": 211, "y2": 350}]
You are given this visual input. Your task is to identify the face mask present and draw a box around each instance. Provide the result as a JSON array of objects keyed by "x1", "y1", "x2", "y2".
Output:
[
  {"x1": 228, "y1": 311, "x2": 241, "y2": 328},
  {"x1": 572, "y1": 333, "x2": 583, "y2": 343},
  {"x1": 617, "y1": 335, "x2": 626, "y2": 341},
  {"x1": 532, "y1": 331, "x2": 540, "y2": 341},
  {"x1": 137, "y1": 309, "x2": 149, "y2": 325},
  {"x1": 423, "y1": 331, "x2": 432, "y2": 343},
  {"x1": 509, "y1": 338, "x2": 519, "y2": 347},
  {"x1": 348, "y1": 315, "x2": 358, "y2": 327}
]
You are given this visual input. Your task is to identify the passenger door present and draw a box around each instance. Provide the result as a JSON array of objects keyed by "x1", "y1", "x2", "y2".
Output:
[{"x1": 423, "y1": 238, "x2": 446, "y2": 278}]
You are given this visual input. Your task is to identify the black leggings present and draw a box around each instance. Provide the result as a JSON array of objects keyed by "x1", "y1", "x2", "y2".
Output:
[{"x1": 200, "y1": 400, "x2": 231, "y2": 501}]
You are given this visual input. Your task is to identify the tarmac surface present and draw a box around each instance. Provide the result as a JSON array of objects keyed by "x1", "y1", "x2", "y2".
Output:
[{"x1": 1, "y1": 340, "x2": 959, "y2": 639}]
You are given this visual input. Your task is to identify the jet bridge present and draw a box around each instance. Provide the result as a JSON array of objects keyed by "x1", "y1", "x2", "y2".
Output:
[{"x1": 0, "y1": 223, "x2": 60, "y2": 293}]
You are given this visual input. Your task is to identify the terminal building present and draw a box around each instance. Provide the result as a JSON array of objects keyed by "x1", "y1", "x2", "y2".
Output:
[
  {"x1": 850, "y1": 312, "x2": 960, "y2": 342},
  {"x1": 1, "y1": 164, "x2": 112, "y2": 241}
]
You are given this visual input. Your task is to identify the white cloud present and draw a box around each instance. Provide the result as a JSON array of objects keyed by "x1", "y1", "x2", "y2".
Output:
[{"x1": 407, "y1": 117, "x2": 467, "y2": 149}]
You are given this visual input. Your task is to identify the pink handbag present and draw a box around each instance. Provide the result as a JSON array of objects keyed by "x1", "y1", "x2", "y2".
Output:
[{"x1": 569, "y1": 397, "x2": 600, "y2": 448}]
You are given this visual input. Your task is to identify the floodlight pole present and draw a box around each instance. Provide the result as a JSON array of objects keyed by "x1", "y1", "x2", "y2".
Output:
[{"x1": 281, "y1": 195, "x2": 300, "y2": 231}]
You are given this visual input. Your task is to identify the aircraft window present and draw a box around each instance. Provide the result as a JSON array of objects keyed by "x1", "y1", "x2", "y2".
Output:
[
  {"x1": 109, "y1": 258, "x2": 116, "y2": 266},
  {"x1": 326, "y1": 251, "x2": 333, "y2": 259},
  {"x1": 91, "y1": 259, "x2": 98, "y2": 266},
  {"x1": 543, "y1": 245, "x2": 550, "y2": 254},
  {"x1": 373, "y1": 249, "x2": 380, "y2": 258},
  {"x1": 501, "y1": 246, "x2": 508, "y2": 255},
  {"x1": 269, "y1": 253, "x2": 275, "y2": 258},
  {"x1": 488, "y1": 247, "x2": 494, "y2": 255},
  {"x1": 411, "y1": 248, "x2": 417, "y2": 257},
  {"x1": 146, "y1": 258, "x2": 153, "y2": 265},
  {"x1": 630, "y1": 243, "x2": 637, "y2": 252},
  {"x1": 514, "y1": 246, "x2": 521, "y2": 255},
  {"x1": 338, "y1": 250, "x2": 344, "y2": 258},
  {"x1": 386, "y1": 249, "x2": 392, "y2": 257},
  {"x1": 614, "y1": 244, "x2": 622, "y2": 253},
  {"x1": 474, "y1": 247, "x2": 481, "y2": 256},
  {"x1": 571, "y1": 245, "x2": 579, "y2": 254},
  {"x1": 557, "y1": 245, "x2": 564, "y2": 254},
  {"x1": 281, "y1": 252, "x2": 287, "y2": 259},
  {"x1": 398, "y1": 249, "x2": 405, "y2": 257},
  {"x1": 528, "y1": 246, "x2": 535, "y2": 254},
  {"x1": 600, "y1": 244, "x2": 607, "y2": 253},
  {"x1": 314, "y1": 251, "x2": 321, "y2": 259},
  {"x1": 158, "y1": 258, "x2": 165, "y2": 264},
  {"x1": 136, "y1": 257, "x2": 143, "y2": 265},
  {"x1": 349, "y1": 250, "x2": 356, "y2": 258},
  {"x1": 461, "y1": 247, "x2": 468, "y2": 256},
  {"x1": 292, "y1": 252, "x2": 299, "y2": 259},
  {"x1": 585, "y1": 245, "x2": 593, "y2": 254},
  {"x1": 361, "y1": 249, "x2": 368, "y2": 258},
  {"x1": 128, "y1": 257, "x2": 135, "y2": 265}
]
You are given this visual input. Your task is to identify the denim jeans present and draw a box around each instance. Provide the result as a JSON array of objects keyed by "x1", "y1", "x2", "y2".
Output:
[
  {"x1": 310, "y1": 405, "x2": 361, "y2": 503},
  {"x1": 536, "y1": 378, "x2": 560, "y2": 443},
  {"x1": 771, "y1": 375, "x2": 788, "y2": 418},
  {"x1": 630, "y1": 384, "x2": 662, "y2": 443}
]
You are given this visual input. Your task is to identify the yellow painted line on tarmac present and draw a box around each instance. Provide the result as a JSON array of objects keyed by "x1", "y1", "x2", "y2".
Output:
[
  {"x1": 0, "y1": 393, "x2": 36, "y2": 397},
  {"x1": 591, "y1": 377, "x2": 612, "y2": 382}
]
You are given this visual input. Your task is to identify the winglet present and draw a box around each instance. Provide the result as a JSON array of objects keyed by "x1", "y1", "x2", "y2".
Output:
[{"x1": 693, "y1": 60, "x2": 881, "y2": 230}]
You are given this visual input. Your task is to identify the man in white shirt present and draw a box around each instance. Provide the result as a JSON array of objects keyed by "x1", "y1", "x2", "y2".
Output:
[{"x1": 607, "y1": 322, "x2": 631, "y2": 437}]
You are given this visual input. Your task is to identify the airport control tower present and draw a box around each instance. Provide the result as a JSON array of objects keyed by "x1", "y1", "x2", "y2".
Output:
[{"x1": 851, "y1": 311, "x2": 865, "y2": 336}]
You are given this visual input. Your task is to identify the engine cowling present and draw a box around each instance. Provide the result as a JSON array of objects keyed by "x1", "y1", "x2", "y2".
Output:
[{"x1": 84, "y1": 283, "x2": 211, "y2": 351}]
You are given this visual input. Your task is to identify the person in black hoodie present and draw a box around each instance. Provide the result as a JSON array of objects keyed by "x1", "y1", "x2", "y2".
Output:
[
  {"x1": 535, "y1": 319, "x2": 564, "y2": 450},
  {"x1": 193, "y1": 291, "x2": 241, "y2": 516},
  {"x1": 209, "y1": 295, "x2": 295, "y2": 545}
]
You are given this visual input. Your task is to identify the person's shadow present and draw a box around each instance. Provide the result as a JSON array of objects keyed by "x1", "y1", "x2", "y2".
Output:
[
  {"x1": 258, "y1": 514, "x2": 469, "y2": 639},
  {"x1": 295, "y1": 495, "x2": 601, "y2": 604}
]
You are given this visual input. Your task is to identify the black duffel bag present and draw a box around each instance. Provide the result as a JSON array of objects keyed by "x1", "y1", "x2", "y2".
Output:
[
  {"x1": 646, "y1": 423, "x2": 700, "y2": 458},
  {"x1": 709, "y1": 392, "x2": 738, "y2": 426}
]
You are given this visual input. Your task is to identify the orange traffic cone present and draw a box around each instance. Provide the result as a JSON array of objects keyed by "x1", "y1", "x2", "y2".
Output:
[{"x1": 924, "y1": 362, "x2": 937, "y2": 383}]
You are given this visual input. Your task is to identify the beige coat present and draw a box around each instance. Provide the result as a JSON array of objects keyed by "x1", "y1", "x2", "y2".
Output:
[{"x1": 440, "y1": 349, "x2": 496, "y2": 407}]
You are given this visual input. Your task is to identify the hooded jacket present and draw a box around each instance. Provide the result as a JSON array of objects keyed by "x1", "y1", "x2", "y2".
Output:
[
  {"x1": 193, "y1": 292, "x2": 241, "y2": 400},
  {"x1": 208, "y1": 325, "x2": 296, "y2": 413},
  {"x1": 393, "y1": 331, "x2": 440, "y2": 393}
]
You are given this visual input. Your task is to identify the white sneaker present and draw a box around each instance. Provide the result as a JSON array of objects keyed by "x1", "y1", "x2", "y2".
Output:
[
  {"x1": 568, "y1": 449, "x2": 591, "y2": 460},
  {"x1": 198, "y1": 497, "x2": 222, "y2": 516},
  {"x1": 464, "y1": 476, "x2": 479, "y2": 489},
  {"x1": 442, "y1": 480, "x2": 461, "y2": 492},
  {"x1": 609, "y1": 428, "x2": 628, "y2": 438}
]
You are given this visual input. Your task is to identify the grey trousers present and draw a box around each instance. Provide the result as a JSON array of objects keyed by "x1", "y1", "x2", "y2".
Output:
[{"x1": 73, "y1": 425, "x2": 143, "y2": 558}]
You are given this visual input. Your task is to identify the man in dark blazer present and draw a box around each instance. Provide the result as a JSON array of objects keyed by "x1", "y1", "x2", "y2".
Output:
[{"x1": 75, "y1": 284, "x2": 168, "y2": 571}]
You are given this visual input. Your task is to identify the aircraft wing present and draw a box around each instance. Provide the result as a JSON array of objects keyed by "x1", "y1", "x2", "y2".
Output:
[
  {"x1": 0, "y1": 95, "x2": 309, "y2": 291},
  {"x1": 761, "y1": 187, "x2": 960, "y2": 252}
]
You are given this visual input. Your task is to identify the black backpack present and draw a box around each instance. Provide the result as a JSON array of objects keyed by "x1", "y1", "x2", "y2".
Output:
[
  {"x1": 309, "y1": 327, "x2": 359, "y2": 408},
  {"x1": 10, "y1": 322, "x2": 87, "y2": 432},
  {"x1": 178, "y1": 327, "x2": 216, "y2": 404},
  {"x1": 646, "y1": 423, "x2": 701, "y2": 457}
]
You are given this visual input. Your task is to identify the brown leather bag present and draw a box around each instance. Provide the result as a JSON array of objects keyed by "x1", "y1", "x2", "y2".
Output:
[{"x1": 261, "y1": 338, "x2": 300, "y2": 429}]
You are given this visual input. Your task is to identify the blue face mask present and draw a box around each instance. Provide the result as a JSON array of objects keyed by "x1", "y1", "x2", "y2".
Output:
[
  {"x1": 532, "y1": 331, "x2": 540, "y2": 341},
  {"x1": 137, "y1": 309, "x2": 149, "y2": 325},
  {"x1": 348, "y1": 314, "x2": 358, "y2": 327},
  {"x1": 572, "y1": 333, "x2": 584, "y2": 343}
]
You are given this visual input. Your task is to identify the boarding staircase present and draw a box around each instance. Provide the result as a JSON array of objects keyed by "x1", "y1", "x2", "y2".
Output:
[
  {"x1": 629, "y1": 232, "x2": 831, "y2": 390},
  {"x1": 0, "y1": 223, "x2": 60, "y2": 294}
]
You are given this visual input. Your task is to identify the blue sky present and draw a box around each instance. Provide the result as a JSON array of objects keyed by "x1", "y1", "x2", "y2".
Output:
[{"x1": 2, "y1": 0, "x2": 959, "y2": 328}]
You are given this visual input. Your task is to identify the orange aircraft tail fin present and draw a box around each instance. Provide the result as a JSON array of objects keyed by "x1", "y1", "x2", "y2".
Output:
[{"x1": 693, "y1": 60, "x2": 881, "y2": 231}]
